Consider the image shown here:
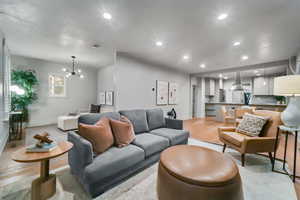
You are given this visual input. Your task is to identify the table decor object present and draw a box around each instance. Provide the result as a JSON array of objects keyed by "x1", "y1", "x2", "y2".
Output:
[
  {"x1": 26, "y1": 132, "x2": 57, "y2": 153},
  {"x1": 274, "y1": 75, "x2": 300, "y2": 128}
]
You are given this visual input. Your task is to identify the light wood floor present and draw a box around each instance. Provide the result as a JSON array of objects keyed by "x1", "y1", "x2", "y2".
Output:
[
  {"x1": 1, "y1": 118, "x2": 299, "y2": 199},
  {"x1": 0, "y1": 125, "x2": 68, "y2": 187},
  {"x1": 184, "y1": 117, "x2": 300, "y2": 199}
]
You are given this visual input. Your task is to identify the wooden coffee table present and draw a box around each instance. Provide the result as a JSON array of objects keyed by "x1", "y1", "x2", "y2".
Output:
[{"x1": 12, "y1": 141, "x2": 73, "y2": 200}]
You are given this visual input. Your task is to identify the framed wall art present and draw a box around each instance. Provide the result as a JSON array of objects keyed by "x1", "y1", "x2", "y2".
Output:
[
  {"x1": 168, "y1": 82, "x2": 178, "y2": 105},
  {"x1": 105, "y1": 91, "x2": 114, "y2": 106},
  {"x1": 98, "y1": 92, "x2": 106, "y2": 104},
  {"x1": 156, "y1": 80, "x2": 168, "y2": 105}
]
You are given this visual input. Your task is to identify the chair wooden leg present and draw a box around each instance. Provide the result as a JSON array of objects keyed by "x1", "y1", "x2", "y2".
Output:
[
  {"x1": 241, "y1": 154, "x2": 245, "y2": 167},
  {"x1": 268, "y1": 152, "x2": 274, "y2": 166},
  {"x1": 222, "y1": 144, "x2": 227, "y2": 153}
]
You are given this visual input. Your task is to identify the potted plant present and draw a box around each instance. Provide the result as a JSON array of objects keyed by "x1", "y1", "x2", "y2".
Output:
[
  {"x1": 275, "y1": 96, "x2": 285, "y2": 105},
  {"x1": 11, "y1": 69, "x2": 38, "y2": 123}
]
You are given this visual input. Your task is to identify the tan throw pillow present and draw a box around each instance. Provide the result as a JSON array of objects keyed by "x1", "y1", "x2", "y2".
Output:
[
  {"x1": 78, "y1": 118, "x2": 114, "y2": 154},
  {"x1": 110, "y1": 116, "x2": 136, "y2": 148},
  {"x1": 236, "y1": 113, "x2": 269, "y2": 137}
]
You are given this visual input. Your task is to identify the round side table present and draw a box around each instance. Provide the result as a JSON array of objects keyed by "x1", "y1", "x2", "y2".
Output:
[{"x1": 12, "y1": 141, "x2": 73, "y2": 200}]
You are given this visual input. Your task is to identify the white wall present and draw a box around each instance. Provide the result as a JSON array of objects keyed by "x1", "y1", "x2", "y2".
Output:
[
  {"x1": 97, "y1": 65, "x2": 116, "y2": 112},
  {"x1": 11, "y1": 55, "x2": 98, "y2": 127},
  {"x1": 97, "y1": 54, "x2": 191, "y2": 119}
]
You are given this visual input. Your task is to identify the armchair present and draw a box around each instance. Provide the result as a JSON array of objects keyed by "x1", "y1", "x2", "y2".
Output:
[
  {"x1": 221, "y1": 106, "x2": 235, "y2": 124},
  {"x1": 234, "y1": 107, "x2": 255, "y2": 126},
  {"x1": 218, "y1": 110, "x2": 282, "y2": 167}
]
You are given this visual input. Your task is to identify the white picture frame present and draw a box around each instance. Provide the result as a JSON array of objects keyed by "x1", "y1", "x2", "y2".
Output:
[
  {"x1": 105, "y1": 91, "x2": 114, "y2": 106},
  {"x1": 168, "y1": 82, "x2": 178, "y2": 105},
  {"x1": 156, "y1": 80, "x2": 168, "y2": 105},
  {"x1": 98, "y1": 92, "x2": 106, "y2": 104}
]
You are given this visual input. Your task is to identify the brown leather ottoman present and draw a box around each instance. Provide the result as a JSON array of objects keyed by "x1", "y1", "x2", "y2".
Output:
[{"x1": 157, "y1": 145, "x2": 244, "y2": 200}]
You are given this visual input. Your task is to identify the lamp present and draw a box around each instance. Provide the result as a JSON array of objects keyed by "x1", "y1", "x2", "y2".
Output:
[
  {"x1": 62, "y1": 56, "x2": 84, "y2": 79},
  {"x1": 274, "y1": 75, "x2": 300, "y2": 128}
]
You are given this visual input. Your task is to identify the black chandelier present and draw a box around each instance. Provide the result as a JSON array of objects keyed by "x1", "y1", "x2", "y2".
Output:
[{"x1": 62, "y1": 56, "x2": 84, "y2": 78}]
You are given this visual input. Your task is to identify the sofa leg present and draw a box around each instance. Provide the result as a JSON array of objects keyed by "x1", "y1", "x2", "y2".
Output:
[
  {"x1": 268, "y1": 152, "x2": 274, "y2": 166},
  {"x1": 241, "y1": 154, "x2": 245, "y2": 167},
  {"x1": 222, "y1": 144, "x2": 227, "y2": 153}
]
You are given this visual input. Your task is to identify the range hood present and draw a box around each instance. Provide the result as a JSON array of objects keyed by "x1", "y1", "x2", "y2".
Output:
[{"x1": 232, "y1": 72, "x2": 244, "y2": 91}]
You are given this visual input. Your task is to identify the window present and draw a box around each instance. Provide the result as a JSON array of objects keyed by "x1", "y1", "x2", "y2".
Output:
[
  {"x1": 49, "y1": 74, "x2": 66, "y2": 97},
  {"x1": 1, "y1": 38, "x2": 10, "y2": 120}
]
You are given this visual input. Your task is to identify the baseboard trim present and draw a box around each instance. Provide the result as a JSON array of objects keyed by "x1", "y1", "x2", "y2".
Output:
[{"x1": 26, "y1": 123, "x2": 57, "y2": 128}]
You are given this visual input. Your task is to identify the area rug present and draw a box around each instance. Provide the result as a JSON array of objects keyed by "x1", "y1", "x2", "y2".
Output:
[{"x1": 0, "y1": 138, "x2": 297, "y2": 200}]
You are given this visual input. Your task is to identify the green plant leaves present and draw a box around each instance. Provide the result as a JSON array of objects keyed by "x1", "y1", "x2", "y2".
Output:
[{"x1": 11, "y1": 69, "x2": 38, "y2": 115}]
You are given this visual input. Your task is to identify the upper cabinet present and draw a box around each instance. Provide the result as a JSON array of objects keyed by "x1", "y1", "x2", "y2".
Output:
[
  {"x1": 205, "y1": 78, "x2": 215, "y2": 96},
  {"x1": 253, "y1": 76, "x2": 274, "y2": 95}
]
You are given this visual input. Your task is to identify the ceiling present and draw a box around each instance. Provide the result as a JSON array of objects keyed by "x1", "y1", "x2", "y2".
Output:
[{"x1": 0, "y1": 0, "x2": 300, "y2": 72}]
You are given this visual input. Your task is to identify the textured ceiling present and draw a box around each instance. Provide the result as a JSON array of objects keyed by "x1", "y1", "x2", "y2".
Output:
[{"x1": 0, "y1": 0, "x2": 300, "y2": 72}]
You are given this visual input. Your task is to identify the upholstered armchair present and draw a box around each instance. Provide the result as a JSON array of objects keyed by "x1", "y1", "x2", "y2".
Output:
[
  {"x1": 234, "y1": 107, "x2": 255, "y2": 126},
  {"x1": 218, "y1": 110, "x2": 282, "y2": 167},
  {"x1": 221, "y1": 106, "x2": 235, "y2": 124}
]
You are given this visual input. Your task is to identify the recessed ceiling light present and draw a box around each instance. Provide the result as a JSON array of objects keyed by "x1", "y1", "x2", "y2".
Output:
[
  {"x1": 103, "y1": 12, "x2": 112, "y2": 20},
  {"x1": 241, "y1": 55, "x2": 249, "y2": 60},
  {"x1": 155, "y1": 41, "x2": 163, "y2": 46},
  {"x1": 254, "y1": 70, "x2": 259, "y2": 73},
  {"x1": 182, "y1": 54, "x2": 190, "y2": 60},
  {"x1": 219, "y1": 74, "x2": 223, "y2": 78},
  {"x1": 233, "y1": 41, "x2": 241, "y2": 46},
  {"x1": 217, "y1": 13, "x2": 228, "y2": 20},
  {"x1": 224, "y1": 76, "x2": 228, "y2": 80},
  {"x1": 200, "y1": 64, "x2": 206, "y2": 68}
]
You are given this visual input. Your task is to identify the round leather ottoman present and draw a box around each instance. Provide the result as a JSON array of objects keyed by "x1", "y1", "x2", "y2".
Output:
[{"x1": 157, "y1": 145, "x2": 244, "y2": 200}]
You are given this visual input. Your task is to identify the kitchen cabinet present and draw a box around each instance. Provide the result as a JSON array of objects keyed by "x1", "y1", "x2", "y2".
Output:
[
  {"x1": 205, "y1": 78, "x2": 215, "y2": 96},
  {"x1": 253, "y1": 77, "x2": 274, "y2": 95},
  {"x1": 205, "y1": 104, "x2": 216, "y2": 117}
]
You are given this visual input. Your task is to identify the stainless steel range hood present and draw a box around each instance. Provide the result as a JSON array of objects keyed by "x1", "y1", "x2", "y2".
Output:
[{"x1": 232, "y1": 72, "x2": 244, "y2": 91}]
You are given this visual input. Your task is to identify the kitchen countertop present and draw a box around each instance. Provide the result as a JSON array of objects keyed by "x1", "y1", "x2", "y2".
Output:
[{"x1": 205, "y1": 102, "x2": 287, "y2": 107}]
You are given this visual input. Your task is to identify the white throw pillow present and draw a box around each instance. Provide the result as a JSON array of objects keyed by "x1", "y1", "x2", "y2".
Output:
[{"x1": 236, "y1": 113, "x2": 269, "y2": 137}]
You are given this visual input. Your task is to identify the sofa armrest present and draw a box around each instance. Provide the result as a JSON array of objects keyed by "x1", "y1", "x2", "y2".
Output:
[
  {"x1": 68, "y1": 131, "x2": 93, "y2": 176},
  {"x1": 165, "y1": 118, "x2": 183, "y2": 130},
  {"x1": 243, "y1": 137, "x2": 277, "y2": 153}
]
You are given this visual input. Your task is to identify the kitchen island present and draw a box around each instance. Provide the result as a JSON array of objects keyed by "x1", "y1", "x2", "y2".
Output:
[{"x1": 205, "y1": 102, "x2": 286, "y2": 122}]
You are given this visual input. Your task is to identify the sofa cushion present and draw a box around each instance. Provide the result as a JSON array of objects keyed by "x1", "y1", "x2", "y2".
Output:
[
  {"x1": 110, "y1": 116, "x2": 136, "y2": 148},
  {"x1": 78, "y1": 118, "x2": 114, "y2": 154},
  {"x1": 150, "y1": 128, "x2": 189, "y2": 145},
  {"x1": 146, "y1": 109, "x2": 165, "y2": 130},
  {"x1": 119, "y1": 109, "x2": 149, "y2": 134},
  {"x1": 79, "y1": 112, "x2": 120, "y2": 125},
  {"x1": 132, "y1": 133, "x2": 169, "y2": 157},
  {"x1": 220, "y1": 131, "x2": 250, "y2": 147},
  {"x1": 83, "y1": 144, "x2": 144, "y2": 184}
]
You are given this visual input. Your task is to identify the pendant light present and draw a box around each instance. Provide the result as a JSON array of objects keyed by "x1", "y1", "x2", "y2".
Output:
[{"x1": 62, "y1": 56, "x2": 84, "y2": 79}]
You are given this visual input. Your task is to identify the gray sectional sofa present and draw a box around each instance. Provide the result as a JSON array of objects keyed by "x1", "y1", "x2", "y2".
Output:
[{"x1": 68, "y1": 108, "x2": 189, "y2": 198}]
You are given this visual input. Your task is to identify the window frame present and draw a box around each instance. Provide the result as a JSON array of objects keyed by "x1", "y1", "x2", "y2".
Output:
[{"x1": 48, "y1": 74, "x2": 67, "y2": 98}]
